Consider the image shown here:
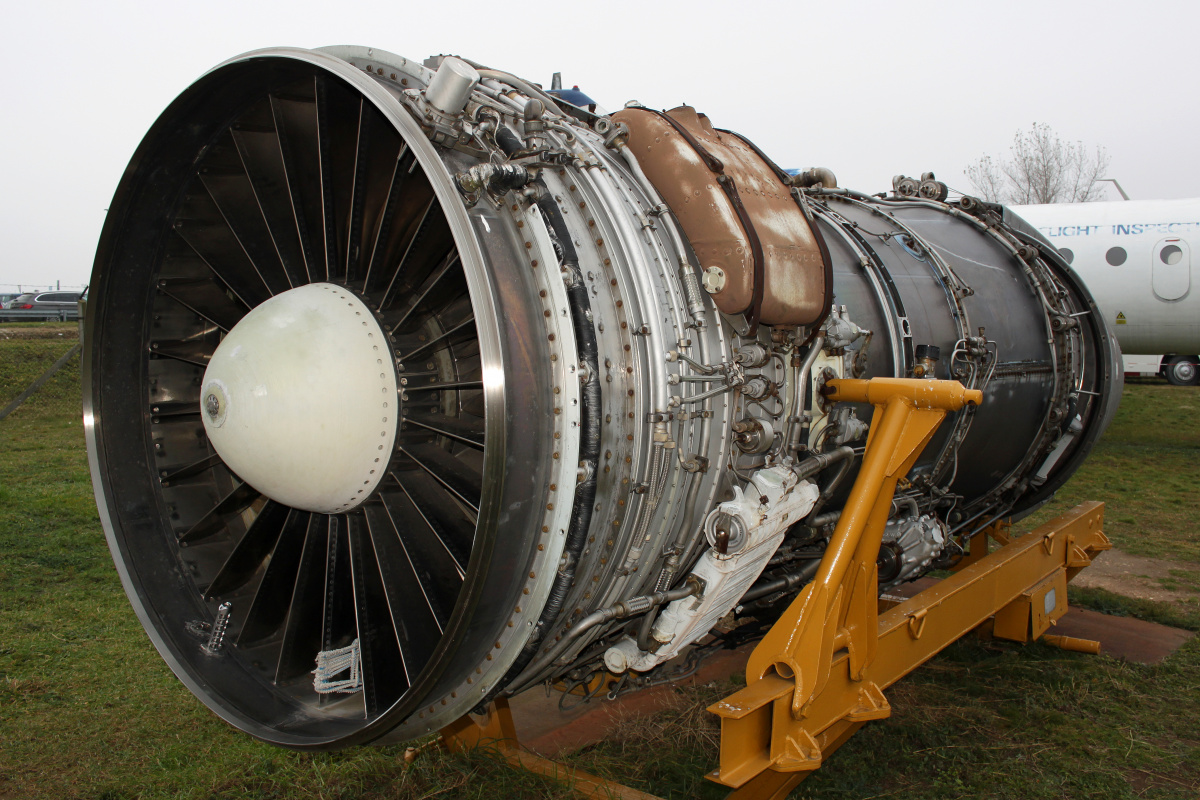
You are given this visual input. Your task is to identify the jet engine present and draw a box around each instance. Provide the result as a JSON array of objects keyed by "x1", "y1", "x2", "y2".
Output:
[{"x1": 85, "y1": 46, "x2": 1120, "y2": 749}]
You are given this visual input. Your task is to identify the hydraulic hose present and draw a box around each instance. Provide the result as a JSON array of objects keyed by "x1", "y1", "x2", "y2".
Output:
[
  {"x1": 492, "y1": 124, "x2": 603, "y2": 696},
  {"x1": 804, "y1": 450, "x2": 856, "y2": 525},
  {"x1": 736, "y1": 559, "x2": 822, "y2": 609},
  {"x1": 554, "y1": 577, "x2": 702, "y2": 657}
]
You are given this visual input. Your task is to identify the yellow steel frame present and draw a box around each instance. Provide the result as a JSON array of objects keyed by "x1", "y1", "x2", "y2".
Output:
[
  {"x1": 440, "y1": 378, "x2": 1111, "y2": 800},
  {"x1": 707, "y1": 378, "x2": 1110, "y2": 797}
]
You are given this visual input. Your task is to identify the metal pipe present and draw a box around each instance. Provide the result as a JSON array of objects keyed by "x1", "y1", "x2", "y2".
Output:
[
  {"x1": 636, "y1": 463, "x2": 703, "y2": 651},
  {"x1": 470, "y1": 67, "x2": 566, "y2": 117},
  {"x1": 554, "y1": 577, "x2": 702, "y2": 660},
  {"x1": 792, "y1": 445, "x2": 855, "y2": 482},
  {"x1": 803, "y1": 451, "x2": 855, "y2": 524},
  {"x1": 810, "y1": 509, "x2": 841, "y2": 528},
  {"x1": 736, "y1": 559, "x2": 822, "y2": 608},
  {"x1": 621, "y1": 441, "x2": 669, "y2": 572},
  {"x1": 785, "y1": 334, "x2": 826, "y2": 454},
  {"x1": 790, "y1": 167, "x2": 838, "y2": 189},
  {"x1": 680, "y1": 380, "x2": 737, "y2": 405}
]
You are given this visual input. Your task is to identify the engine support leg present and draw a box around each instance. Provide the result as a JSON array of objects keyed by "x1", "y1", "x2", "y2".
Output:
[
  {"x1": 743, "y1": 378, "x2": 983, "y2": 717},
  {"x1": 440, "y1": 696, "x2": 666, "y2": 800}
]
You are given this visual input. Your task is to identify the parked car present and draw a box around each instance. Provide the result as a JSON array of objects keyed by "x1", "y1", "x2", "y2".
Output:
[{"x1": 1, "y1": 291, "x2": 82, "y2": 320}]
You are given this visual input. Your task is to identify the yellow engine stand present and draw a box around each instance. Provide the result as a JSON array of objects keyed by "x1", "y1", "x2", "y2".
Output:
[
  {"x1": 440, "y1": 378, "x2": 1111, "y2": 800},
  {"x1": 708, "y1": 378, "x2": 1110, "y2": 797}
]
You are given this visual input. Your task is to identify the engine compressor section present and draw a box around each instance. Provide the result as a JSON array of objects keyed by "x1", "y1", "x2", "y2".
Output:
[{"x1": 85, "y1": 45, "x2": 1120, "y2": 758}]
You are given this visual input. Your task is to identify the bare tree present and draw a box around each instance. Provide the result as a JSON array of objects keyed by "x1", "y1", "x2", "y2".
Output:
[{"x1": 965, "y1": 123, "x2": 1110, "y2": 204}]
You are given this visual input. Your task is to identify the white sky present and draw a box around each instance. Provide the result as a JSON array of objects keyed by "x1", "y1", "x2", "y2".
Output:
[{"x1": 2, "y1": 0, "x2": 1197, "y2": 290}]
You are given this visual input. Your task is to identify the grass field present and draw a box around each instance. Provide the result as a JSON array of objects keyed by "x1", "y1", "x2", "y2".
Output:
[
  {"x1": 1, "y1": 325, "x2": 1197, "y2": 799},
  {"x1": 1025, "y1": 380, "x2": 1200, "y2": 597}
]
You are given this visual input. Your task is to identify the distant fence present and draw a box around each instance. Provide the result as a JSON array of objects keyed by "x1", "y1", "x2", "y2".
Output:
[{"x1": 0, "y1": 308, "x2": 80, "y2": 322}]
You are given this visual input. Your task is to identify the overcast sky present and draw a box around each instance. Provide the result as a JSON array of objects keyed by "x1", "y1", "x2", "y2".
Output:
[{"x1": 2, "y1": 0, "x2": 1196, "y2": 290}]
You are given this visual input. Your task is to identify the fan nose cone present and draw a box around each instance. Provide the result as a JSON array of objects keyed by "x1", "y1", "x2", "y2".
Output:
[{"x1": 200, "y1": 283, "x2": 400, "y2": 514}]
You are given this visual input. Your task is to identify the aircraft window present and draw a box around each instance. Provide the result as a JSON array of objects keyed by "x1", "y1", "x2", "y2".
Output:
[
  {"x1": 1161, "y1": 244, "x2": 1183, "y2": 265},
  {"x1": 1059, "y1": 248, "x2": 1074, "y2": 264},
  {"x1": 1106, "y1": 246, "x2": 1127, "y2": 266}
]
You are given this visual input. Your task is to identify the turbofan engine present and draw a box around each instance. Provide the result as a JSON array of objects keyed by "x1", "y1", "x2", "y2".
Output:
[{"x1": 85, "y1": 46, "x2": 1120, "y2": 748}]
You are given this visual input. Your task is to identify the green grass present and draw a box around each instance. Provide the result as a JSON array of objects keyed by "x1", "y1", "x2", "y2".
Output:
[
  {"x1": 1, "y1": 354, "x2": 1197, "y2": 798},
  {"x1": 0, "y1": 331, "x2": 82, "y2": 415},
  {"x1": 570, "y1": 630, "x2": 1200, "y2": 799},
  {"x1": 1025, "y1": 380, "x2": 1200, "y2": 565}
]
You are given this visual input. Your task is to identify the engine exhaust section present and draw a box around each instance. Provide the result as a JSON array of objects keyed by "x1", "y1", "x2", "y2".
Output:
[{"x1": 85, "y1": 46, "x2": 1120, "y2": 751}]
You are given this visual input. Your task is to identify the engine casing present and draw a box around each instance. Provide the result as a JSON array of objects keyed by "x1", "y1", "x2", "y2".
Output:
[{"x1": 85, "y1": 46, "x2": 1120, "y2": 748}]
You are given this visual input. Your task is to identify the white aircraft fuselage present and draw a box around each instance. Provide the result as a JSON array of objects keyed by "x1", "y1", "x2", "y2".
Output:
[
  {"x1": 1013, "y1": 198, "x2": 1199, "y2": 384},
  {"x1": 1013, "y1": 199, "x2": 1199, "y2": 357}
]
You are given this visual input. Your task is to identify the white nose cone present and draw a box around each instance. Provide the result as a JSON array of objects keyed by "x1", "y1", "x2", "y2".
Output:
[{"x1": 200, "y1": 283, "x2": 399, "y2": 514}]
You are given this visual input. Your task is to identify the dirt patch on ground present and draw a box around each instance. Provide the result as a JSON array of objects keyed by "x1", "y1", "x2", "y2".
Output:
[
  {"x1": 0, "y1": 326, "x2": 78, "y2": 341},
  {"x1": 1073, "y1": 547, "x2": 1200, "y2": 604}
]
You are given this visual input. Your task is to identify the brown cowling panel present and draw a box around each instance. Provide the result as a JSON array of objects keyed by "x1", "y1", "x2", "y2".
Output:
[{"x1": 612, "y1": 106, "x2": 828, "y2": 327}]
